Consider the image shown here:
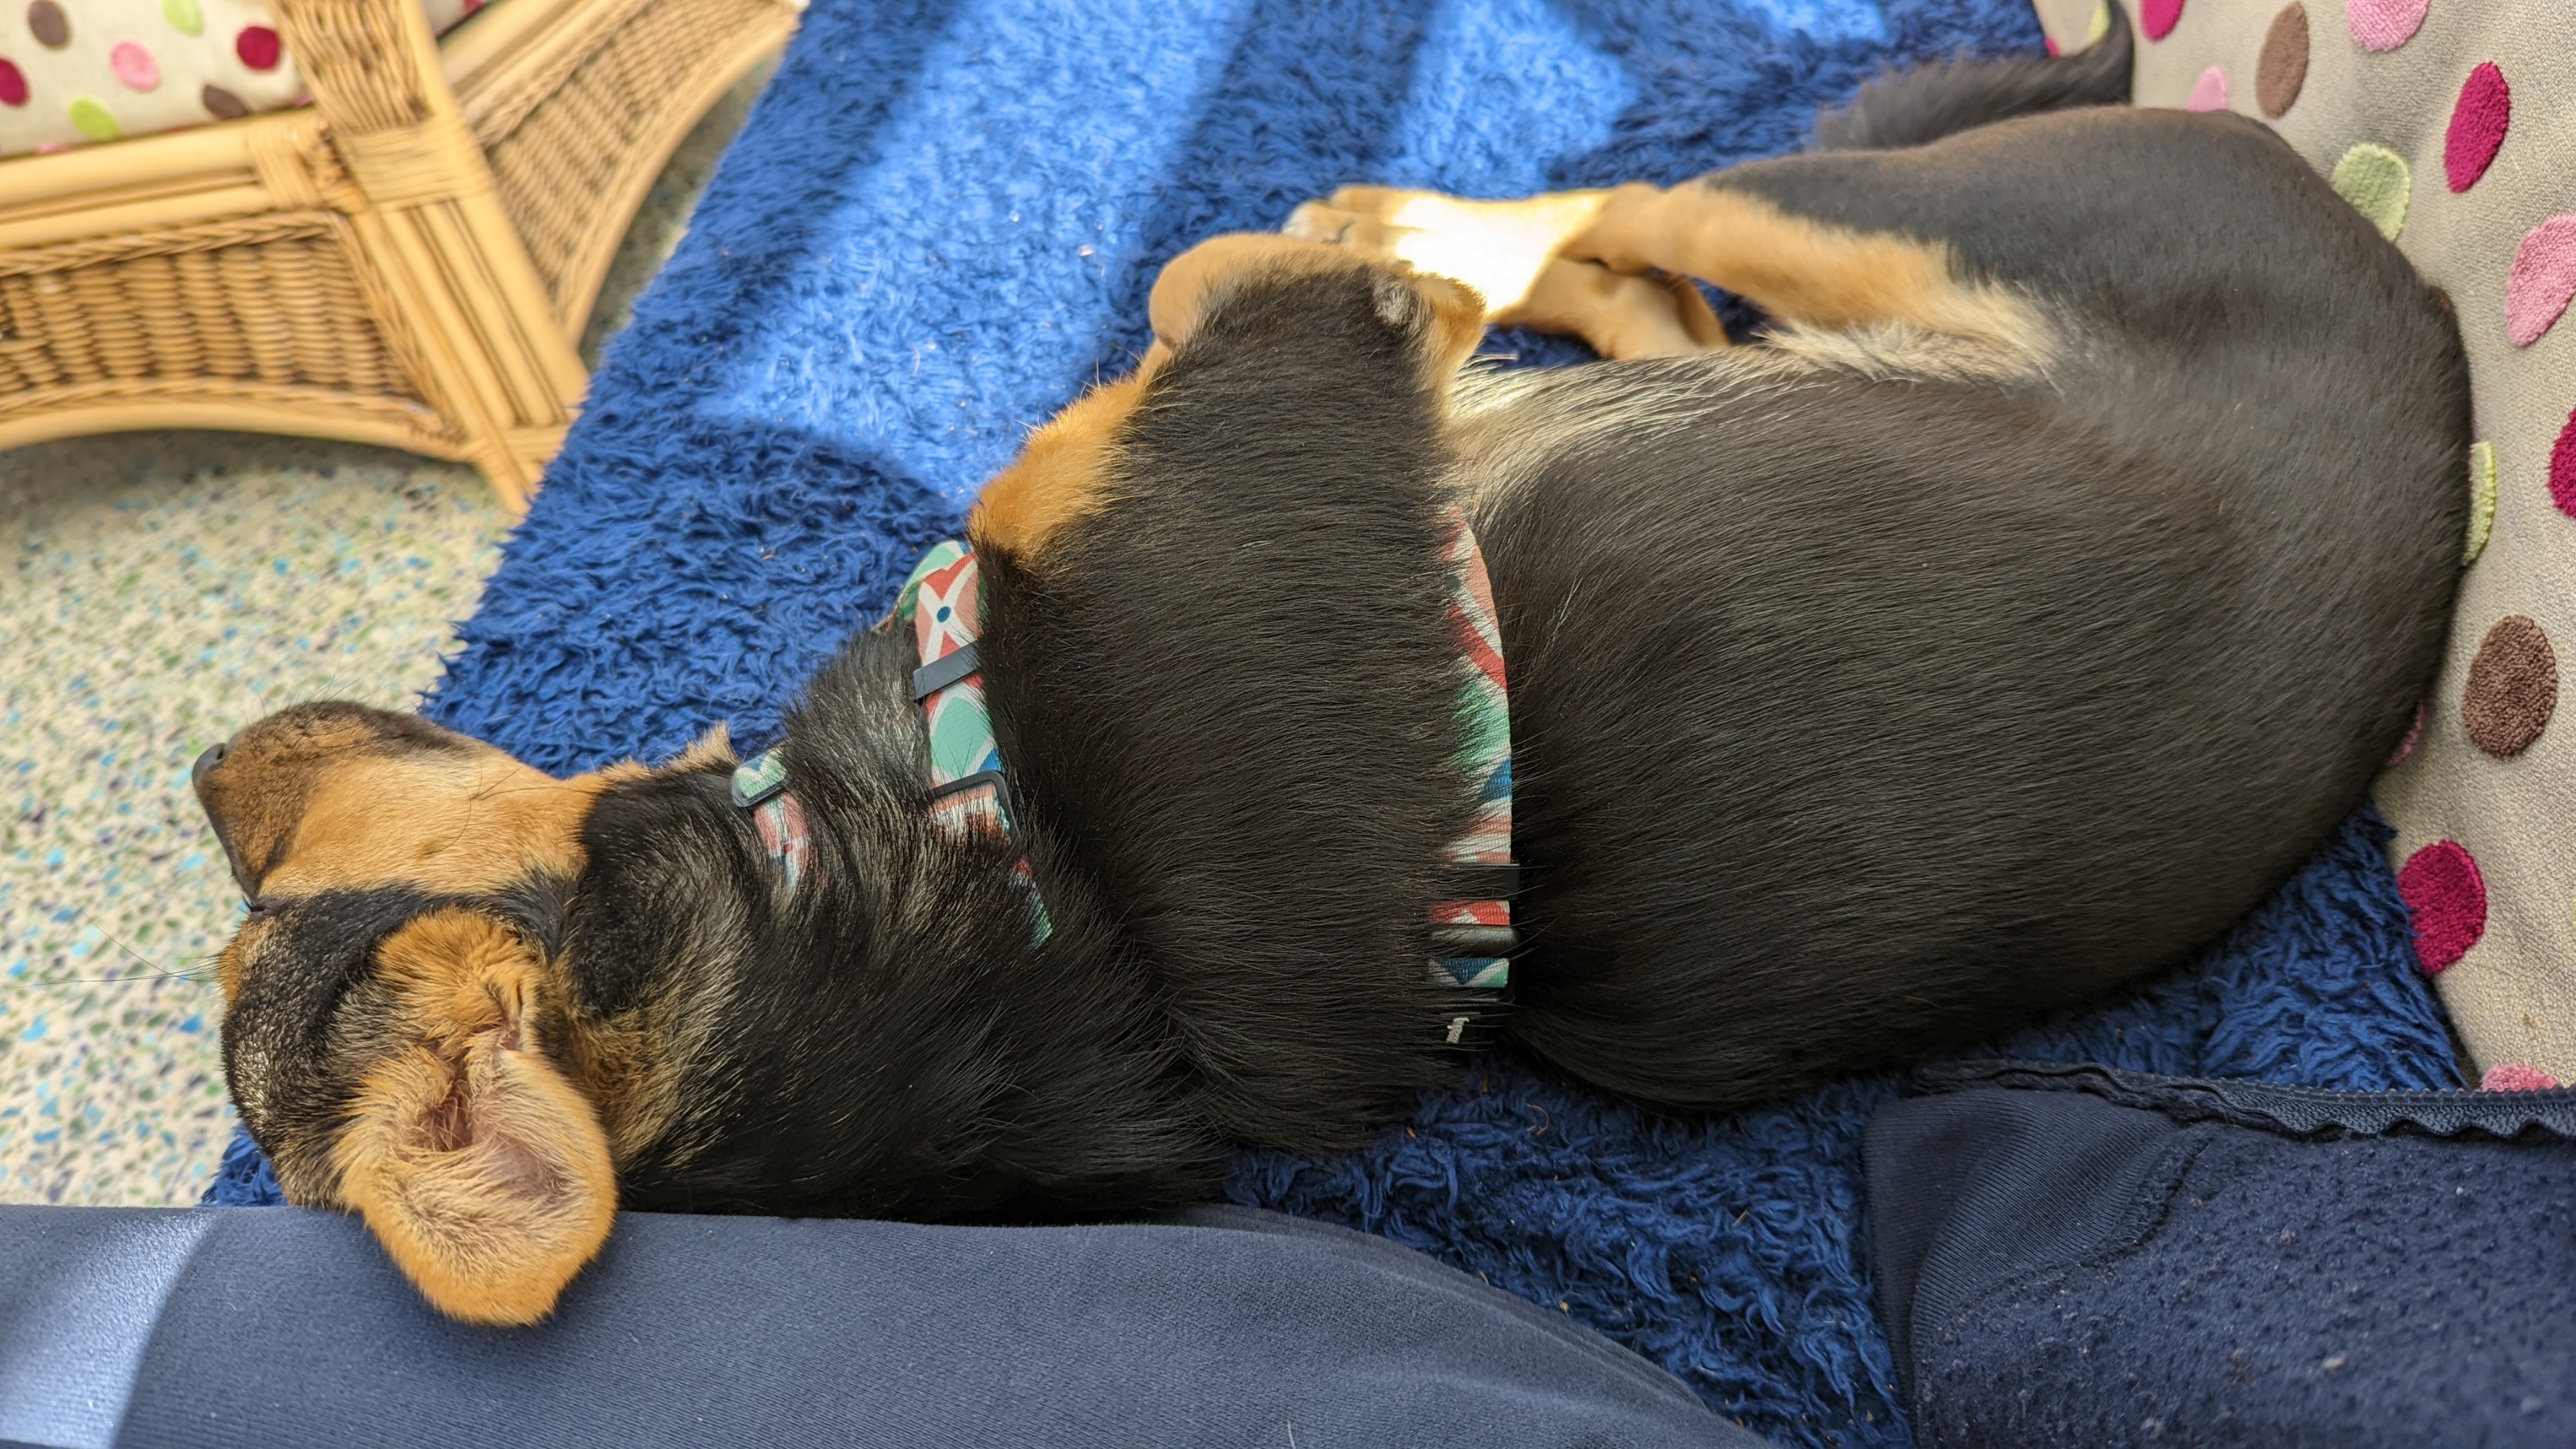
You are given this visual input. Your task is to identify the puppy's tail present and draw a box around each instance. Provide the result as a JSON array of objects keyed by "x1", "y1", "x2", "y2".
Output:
[{"x1": 1813, "y1": 1, "x2": 2133, "y2": 151}]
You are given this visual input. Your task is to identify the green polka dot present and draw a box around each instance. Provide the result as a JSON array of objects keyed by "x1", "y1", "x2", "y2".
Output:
[
  {"x1": 2465, "y1": 440, "x2": 2497, "y2": 564},
  {"x1": 67, "y1": 96, "x2": 120, "y2": 141},
  {"x1": 2330, "y1": 143, "x2": 2412, "y2": 241},
  {"x1": 160, "y1": 0, "x2": 202, "y2": 36}
]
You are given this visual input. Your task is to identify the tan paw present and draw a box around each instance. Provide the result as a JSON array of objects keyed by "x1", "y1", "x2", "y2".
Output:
[
  {"x1": 1282, "y1": 186, "x2": 1618, "y2": 316},
  {"x1": 1281, "y1": 201, "x2": 1416, "y2": 256}
]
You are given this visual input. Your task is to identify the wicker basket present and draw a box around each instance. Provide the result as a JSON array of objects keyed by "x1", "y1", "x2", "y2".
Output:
[{"x1": 0, "y1": 0, "x2": 797, "y2": 513}]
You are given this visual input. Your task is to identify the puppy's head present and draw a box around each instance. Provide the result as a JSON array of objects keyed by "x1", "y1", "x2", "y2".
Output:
[{"x1": 196, "y1": 701, "x2": 621, "y2": 1326}]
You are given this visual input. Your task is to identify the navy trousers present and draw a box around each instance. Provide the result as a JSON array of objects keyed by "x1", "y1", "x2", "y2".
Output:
[
  {"x1": 0, "y1": 1201, "x2": 1757, "y2": 1449},
  {"x1": 1867, "y1": 1061, "x2": 2576, "y2": 1448}
]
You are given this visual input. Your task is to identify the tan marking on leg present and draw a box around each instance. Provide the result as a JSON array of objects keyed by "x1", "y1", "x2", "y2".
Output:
[
  {"x1": 1563, "y1": 182, "x2": 2053, "y2": 367},
  {"x1": 1287, "y1": 193, "x2": 1722, "y2": 361},
  {"x1": 1300, "y1": 186, "x2": 1616, "y2": 314},
  {"x1": 966, "y1": 370, "x2": 1150, "y2": 567},
  {"x1": 1295, "y1": 180, "x2": 2054, "y2": 375},
  {"x1": 1498, "y1": 259, "x2": 1728, "y2": 359}
]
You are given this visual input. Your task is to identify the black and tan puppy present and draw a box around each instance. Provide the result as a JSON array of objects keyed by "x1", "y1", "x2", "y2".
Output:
[{"x1": 195, "y1": 28, "x2": 2467, "y2": 1324}]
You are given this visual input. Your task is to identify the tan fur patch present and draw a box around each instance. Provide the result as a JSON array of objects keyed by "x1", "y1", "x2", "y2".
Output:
[
  {"x1": 968, "y1": 371, "x2": 1150, "y2": 566},
  {"x1": 1288, "y1": 186, "x2": 1618, "y2": 318},
  {"x1": 330, "y1": 910, "x2": 616, "y2": 1327},
  {"x1": 197, "y1": 707, "x2": 616, "y2": 917},
  {"x1": 666, "y1": 722, "x2": 740, "y2": 774},
  {"x1": 262, "y1": 756, "x2": 609, "y2": 901},
  {"x1": 1502, "y1": 259, "x2": 1730, "y2": 360},
  {"x1": 1564, "y1": 183, "x2": 2055, "y2": 372}
]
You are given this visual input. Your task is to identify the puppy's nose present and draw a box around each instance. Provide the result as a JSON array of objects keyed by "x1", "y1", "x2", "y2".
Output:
[{"x1": 192, "y1": 741, "x2": 228, "y2": 787}]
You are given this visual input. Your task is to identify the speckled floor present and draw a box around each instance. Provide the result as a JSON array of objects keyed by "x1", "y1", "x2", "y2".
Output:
[{"x1": 0, "y1": 64, "x2": 771, "y2": 1207}]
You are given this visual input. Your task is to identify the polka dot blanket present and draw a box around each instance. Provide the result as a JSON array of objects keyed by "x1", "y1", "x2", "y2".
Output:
[
  {"x1": 201, "y1": 0, "x2": 2464, "y2": 1442},
  {"x1": 2036, "y1": 0, "x2": 2576, "y2": 1094},
  {"x1": 0, "y1": 0, "x2": 470, "y2": 154}
]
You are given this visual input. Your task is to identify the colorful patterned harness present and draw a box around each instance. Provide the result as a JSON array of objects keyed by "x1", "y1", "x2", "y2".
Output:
[{"x1": 734, "y1": 515, "x2": 1517, "y2": 1025}]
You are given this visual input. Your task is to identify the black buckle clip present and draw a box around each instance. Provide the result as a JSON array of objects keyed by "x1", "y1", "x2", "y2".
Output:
[{"x1": 927, "y1": 767, "x2": 1022, "y2": 841}]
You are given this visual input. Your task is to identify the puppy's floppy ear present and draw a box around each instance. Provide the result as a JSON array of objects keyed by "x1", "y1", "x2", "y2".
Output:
[{"x1": 330, "y1": 909, "x2": 614, "y2": 1327}]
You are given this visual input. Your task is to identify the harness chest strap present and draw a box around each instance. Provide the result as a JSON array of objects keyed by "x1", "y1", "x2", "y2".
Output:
[
  {"x1": 1431, "y1": 509, "x2": 1515, "y2": 1006},
  {"x1": 896, "y1": 540, "x2": 1054, "y2": 942},
  {"x1": 736, "y1": 517, "x2": 1516, "y2": 1023}
]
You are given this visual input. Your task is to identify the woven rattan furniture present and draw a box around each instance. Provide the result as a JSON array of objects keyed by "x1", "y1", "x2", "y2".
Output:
[{"x1": 0, "y1": 0, "x2": 795, "y2": 511}]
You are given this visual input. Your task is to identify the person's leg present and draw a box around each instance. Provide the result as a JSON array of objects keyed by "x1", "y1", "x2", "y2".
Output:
[
  {"x1": 1868, "y1": 1064, "x2": 2576, "y2": 1446},
  {"x1": 1, "y1": 1202, "x2": 1766, "y2": 1449}
]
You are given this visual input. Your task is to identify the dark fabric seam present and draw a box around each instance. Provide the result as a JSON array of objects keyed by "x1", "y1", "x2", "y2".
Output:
[
  {"x1": 1907, "y1": 1127, "x2": 2212, "y2": 1424},
  {"x1": 1913, "y1": 1059, "x2": 2576, "y2": 1139}
]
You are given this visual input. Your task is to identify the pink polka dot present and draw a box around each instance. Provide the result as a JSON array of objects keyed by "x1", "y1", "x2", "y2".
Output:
[
  {"x1": 2482, "y1": 1063, "x2": 2562, "y2": 1092},
  {"x1": 109, "y1": 38, "x2": 158, "y2": 91},
  {"x1": 2186, "y1": 65, "x2": 2230, "y2": 112},
  {"x1": 2505, "y1": 216, "x2": 2576, "y2": 348},
  {"x1": 2385, "y1": 699, "x2": 2426, "y2": 767},
  {"x1": 234, "y1": 23, "x2": 278, "y2": 70},
  {"x1": 0, "y1": 57, "x2": 22, "y2": 107},
  {"x1": 2443, "y1": 63, "x2": 2509, "y2": 193},
  {"x1": 2552, "y1": 407, "x2": 2576, "y2": 520},
  {"x1": 2345, "y1": 0, "x2": 2427, "y2": 51},
  {"x1": 2397, "y1": 840, "x2": 2486, "y2": 974},
  {"x1": 2141, "y1": 0, "x2": 2183, "y2": 40},
  {"x1": 2555, "y1": 407, "x2": 2576, "y2": 518}
]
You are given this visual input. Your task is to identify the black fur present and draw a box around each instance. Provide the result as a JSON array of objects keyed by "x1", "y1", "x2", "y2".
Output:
[
  {"x1": 1813, "y1": 1, "x2": 2132, "y2": 151},
  {"x1": 224, "y1": 886, "x2": 448, "y2": 1161},
  {"x1": 580, "y1": 698, "x2": 1218, "y2": 1219},
  {"x1": 979, "y1": 268, "x2": 1479, "y2": 1148}
]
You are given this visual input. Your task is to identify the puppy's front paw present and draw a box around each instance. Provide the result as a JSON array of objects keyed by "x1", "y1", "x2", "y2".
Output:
[
  {"x1": 1281, "y1": 186, "x2": 1618, "y2": 317},
  {"x1": 1281, "y1": 201, "x2": 1413, "y2": 255}
]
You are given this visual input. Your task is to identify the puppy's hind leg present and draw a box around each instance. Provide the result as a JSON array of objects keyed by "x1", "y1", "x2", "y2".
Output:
[
  {"x1": 973, "y1": 233, "x2": 1487, "y2": 566},
  {"x1": 1557, "y1": 177, "x2": 2054, "y2": 375},
  {"x1": 1293, "y1": 172, "x2": 2059, "y2": 380}
]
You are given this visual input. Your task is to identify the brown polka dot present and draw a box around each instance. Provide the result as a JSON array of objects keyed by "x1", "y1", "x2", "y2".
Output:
[
  {"x1": 2257, "y1": 3, "x2": 2308, "y2": 118},
  {"x1": 25, "y1": 0, "x2": 66, "y2": 47},
  {"x1": 2462, "y1": 614, "x2": 2557, "y2": 758},
  {"x1": 200, "y1": 83, "x2": 246, "y2": 119}
]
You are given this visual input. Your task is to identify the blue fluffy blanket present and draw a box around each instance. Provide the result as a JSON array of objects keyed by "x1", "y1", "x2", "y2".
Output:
[{"x1": 207, "y1": 0, "x2": 2464, "y2": 1441}]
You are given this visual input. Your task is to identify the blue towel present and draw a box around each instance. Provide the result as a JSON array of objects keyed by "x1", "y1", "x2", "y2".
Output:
[{"x1": 206, "y1": 0, "x2": 2464, "y2": 1442}]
